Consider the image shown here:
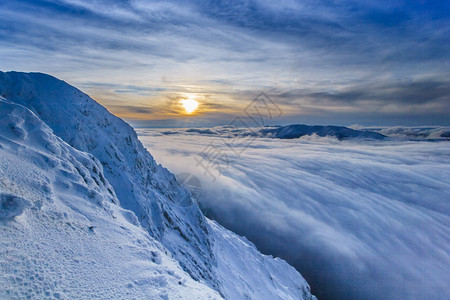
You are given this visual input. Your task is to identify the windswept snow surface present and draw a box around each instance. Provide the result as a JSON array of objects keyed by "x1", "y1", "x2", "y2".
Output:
[
  {"x1": 0, "y1": 72, "x2": 314, "y2": 299},
  {"x1": 137, "y1": 127, "x2": 450, "y2": 300}
]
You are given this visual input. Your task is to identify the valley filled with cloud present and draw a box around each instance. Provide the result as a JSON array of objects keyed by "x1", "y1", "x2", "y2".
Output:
[{"x1": 138, "y1": 128, "x2": 450, "y2": 300}]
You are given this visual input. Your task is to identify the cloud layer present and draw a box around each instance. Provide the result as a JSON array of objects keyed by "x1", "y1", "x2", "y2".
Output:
[{"x1": 137, "y1": 129, "x2": 450, "y2": 300}]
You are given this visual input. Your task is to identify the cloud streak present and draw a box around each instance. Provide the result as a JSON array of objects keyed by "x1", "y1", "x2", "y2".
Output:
[{"x1": 0, "y1": 0, "x2": 449, "y2": 124}]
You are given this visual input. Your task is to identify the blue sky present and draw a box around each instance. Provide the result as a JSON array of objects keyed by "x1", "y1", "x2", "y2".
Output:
[{"x1": 1, "y1": 0, "x2": 449, "y2": 126}]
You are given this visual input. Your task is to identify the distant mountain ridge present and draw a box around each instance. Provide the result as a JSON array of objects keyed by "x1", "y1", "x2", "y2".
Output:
[
  {"x1": 162, "y1": 124, "x2": 385, "y2": 140},
  {"x1": 258, "y1": 124, "x2": 385, "y2": 139}
]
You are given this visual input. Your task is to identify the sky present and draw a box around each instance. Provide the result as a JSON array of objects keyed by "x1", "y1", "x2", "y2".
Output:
[{"x1": 0, "y1": 0, "x2": 449, "y2": 126}]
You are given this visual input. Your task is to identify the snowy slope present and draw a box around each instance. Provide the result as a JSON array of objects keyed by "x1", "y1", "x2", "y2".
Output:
[
  {"x1": 0, "y1": 98, "x2": 221, "y2": 299},
  {"x1": 208, "y1": 220, "x2": 314, "y2": 300},
  {"x1": 0, "y1": 71, "x2": 315, "y2": 299}
]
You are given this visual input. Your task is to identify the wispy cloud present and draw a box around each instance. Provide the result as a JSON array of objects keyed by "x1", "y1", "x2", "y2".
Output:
[{"x1": 0, "y1": 0, "x2": 449, "y2": 125}]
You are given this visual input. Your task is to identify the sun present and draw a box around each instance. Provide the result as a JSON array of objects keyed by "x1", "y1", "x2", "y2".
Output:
[{"x1": 181, "y1": 98, "x2": 199, "y2": 114}]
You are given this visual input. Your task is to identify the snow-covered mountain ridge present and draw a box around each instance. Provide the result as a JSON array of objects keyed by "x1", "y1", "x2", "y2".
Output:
[
  {"x1": 161, "y1": 124, "x2": 385, "y2": 140},
  {"x1": 0, "y1": 71, "x2": 315, "y2": 299}
]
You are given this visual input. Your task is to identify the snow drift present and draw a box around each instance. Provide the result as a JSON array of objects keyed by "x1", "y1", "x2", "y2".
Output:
[{"x1": 0, "y1": 71, "x2": 315, "y2": 299}]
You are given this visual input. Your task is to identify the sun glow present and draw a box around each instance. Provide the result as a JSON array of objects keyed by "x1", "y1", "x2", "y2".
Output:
[{"x1": 181, "y1": 98, "x2": 199, "y2": 114}]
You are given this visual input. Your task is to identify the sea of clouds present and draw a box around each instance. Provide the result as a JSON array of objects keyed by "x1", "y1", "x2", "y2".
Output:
[{"x1": 137, "y1": 128, "x2": 450, "y2": 300}]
